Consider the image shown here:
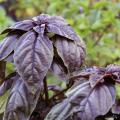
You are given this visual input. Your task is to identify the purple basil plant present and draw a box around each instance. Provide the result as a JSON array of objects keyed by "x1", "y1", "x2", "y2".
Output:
[{"x1": 0, "y1": 14, "x2": 120, "y2": 120}]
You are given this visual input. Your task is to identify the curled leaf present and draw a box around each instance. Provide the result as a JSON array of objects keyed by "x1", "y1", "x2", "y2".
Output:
[{"x1": 53, "y1": 36, "x2": 86, "y2": 74}]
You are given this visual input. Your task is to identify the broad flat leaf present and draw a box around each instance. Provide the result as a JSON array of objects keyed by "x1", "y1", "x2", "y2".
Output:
[
  {"x1": 47, "y1": 23, "x2": 80, "y2": 41},
  {"x1": 45, "y1": 82, "x2": 115, "y2": 120},
  {"x1": 53, "y1": 36, "x2": 86, "y2": 74},
  {"x1": 0, "y1": 33, "x2": 20, "y2": 61},
  {"x1": 1, "y1": 20, "x2": 34, "y2": 34},
  {"x1": 77, "y1": 84, "x2": 115, "y2": 120},
  {"x1": 0, "y1": 91, "x2": 9, "y2": 114},
  {"x1": 0, "y1": 61, "x2": 6, "y2": 84},
  {"x1": 3, "y1": 76, "x2": 43, "y2": 120},
  {"x1": 14, "y1": 31, "x2": 53, "y2": 94}
]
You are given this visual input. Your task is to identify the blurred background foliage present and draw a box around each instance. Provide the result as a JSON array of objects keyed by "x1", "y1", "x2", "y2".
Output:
[
  {"x1": 0, "y1": 0, "x2": 120, "y2": 67},
  {"x1": 0, "y1": 0, "x2": 120, "y2": 116}
]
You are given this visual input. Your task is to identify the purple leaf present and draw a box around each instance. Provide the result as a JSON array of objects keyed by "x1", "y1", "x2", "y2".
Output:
[
  {"x1": 77, "y1": 84, "x2": 115, "y2": 120},
  {"x1": 0, "y1": 33, "x2": 20, "y2": 61},
  {"x1": 106, "y1": 64, "x2": 120, "y2": 73},
  {"x1": 46, "y1": 14, "x2": 81, "y2": 41},
  {"x1": 45, "y1": 81, "x2": 115, "y2": 120},
  {"x1": 53, "y1": 36, "x2": 86, "y2": 74},
  {"x1": 47, "y1": 23, "x2": 80, "y2": 41},
  {"x1": 14, "y1": 31, "x2": 53, "y2": 94},
  {"x1": 3, "y1": 77, "x2": 35, "y2": 120},
  {"x1": 45, "y1": 82, "x2": 90, "y2": 120},
  {"x1": 1, "y1": 20, "x2": 34, "y2": 34}
]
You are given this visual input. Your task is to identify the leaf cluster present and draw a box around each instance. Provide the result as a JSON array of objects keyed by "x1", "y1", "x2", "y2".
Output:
[
  {"x1": 0, "y1": 10, "x2": 120, "y2": 120},
  {"x1": 0, "y1": 14, "x2": 85, "y2": 120}
]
